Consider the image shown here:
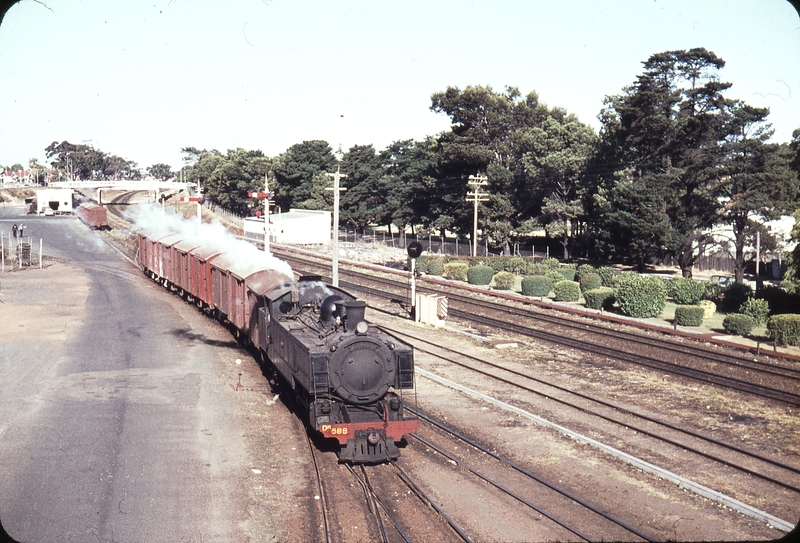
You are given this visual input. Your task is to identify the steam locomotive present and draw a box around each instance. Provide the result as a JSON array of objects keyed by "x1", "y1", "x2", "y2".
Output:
[{"x1": 136, "y1": 230, "x2": 419, "y2": 463}]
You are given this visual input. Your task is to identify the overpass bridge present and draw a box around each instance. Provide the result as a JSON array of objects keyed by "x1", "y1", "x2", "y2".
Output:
[{"x1": 47, "y1": 180, "x2": 191, "y2": 205}]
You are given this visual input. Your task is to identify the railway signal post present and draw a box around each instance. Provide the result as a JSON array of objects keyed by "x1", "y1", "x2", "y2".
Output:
[
  {"x1": 326, "y1": 161, "x2": 347, "y2": 287},
  {"x1": 180, "y1": 180, "x2": 203, "y2": 236},
  {"x1": 248, "y1": 173, "x2": 273, "y2": 254}
]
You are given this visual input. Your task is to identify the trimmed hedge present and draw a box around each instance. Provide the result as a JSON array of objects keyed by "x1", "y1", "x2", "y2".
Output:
[
  {"x1": 545, "y1": 270, "x2": 564, "y2": 283},
  {"x1": 557, "y1": 268, "x2": 577, "y2": 281},
  {"x1": 444, "y1": 261, "x2": 469, "y2": 281},
  {"x1": 615, "y1": 274, "x2": 667, "y2": 318},
  {"x1": 670, "y1": 277, "x2": 705, "y2": 305},
  {"x1": 674, "y1": 305, "x2": 705, "y2": 327},
  {"x1": 467, "y1": 265, "x2": 494, "y2": 286},
  {"x1": 492, "y1": 271, "x2": 516, "y2": 290},
  {"x1": 723, "y1": 314, "x2": 755, "y2": 336},
  {"x1": 756, "y1": 286, "x2": 800, "y2": 315},
  {"x1": 540, "y1": 257, "x2": 561, "y2": 270},
  {"x1": 698, "y1": 299, "x2": 717, "y2": 319},
  {"x1": 427, "y1": 259, "x2": 445, "y2": 276},
  {"x1": 552, "y1": 280, "x2": 581, "y2": 302},
  {"x1": 521, "y1": 275, "x2": 553, "y2": 297},
  {"x1": 739, "y1": 298, "x2": 770, "y2": 325},
  {"x1": 583, "y1": 287, "x2": 615, "y2": 310},
  {"x1": 575, "y1": 264, "x2": 596, "y2": 282},
  {"x1": 579, "y1": 273, "x2": 602, "y2": 293},
  {"x1": 766, "y1": 314, "x2": 800, "y2": 346}
]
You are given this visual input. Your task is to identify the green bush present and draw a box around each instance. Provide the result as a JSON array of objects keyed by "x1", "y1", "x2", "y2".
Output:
[
  {"x1": 414, "y1": 255, "x2": 430, "y2": 274},
  {"x1": 540, "y1": 257, "x2": 561, "y2": 270},
  {"x1": 670, "y1": 277, "x2": 705, "y2": 305},
  {"x1": 583, "y1": 288, "x2": 615, "y2": 310},
  {"x1": 766, "y1": 314, "x2": 800, "y2": 346},
  {"x1": 579, "y1": 273, "x2": 602, "y2": 293},
  {"x1": 739, "y1": 298, "x2": 770, "y2": 325},
  {"x1": 698, "y1": 299, "x2": 717, "y2": 319},
  {"x1": 557, "y1": 268, "x2": 577, "y2": 281},
  {"x1": 523, "y1": 260, "x2": 546, "y2": 276},
  {"x1": 467, "y1": 265, "x2": 495, "y2": 286},
  {"x1": 521, "y1": 275, "x2": 553, "y2": 297},
  {"x1": 443, "y1": 261, "x2": 469, "y2": 281},
  {"x1": 723, "y1": 314, "x2": 755, "y2": 336},
  {"x1": 721, "y1": 282, "x2": 753, "y2": 313},
  {"x1": 615, "y1": 273, "x2": 667, "y2": 318},
  {"x1": 427, "y1": 259, "x2": 445, "y2": 276},
  {"x1": 545, "y1": 270, "x2": 564, "y2": 283},
  {"x1": 575, "y1": 264, "x2": 596, "y2": 282},
  {"x1": 597, "y1": 266, "x2": 619, "y2": 287},
  {"x1": 492, "y1": 271, "x2": 516, "y2": 290},
  {"x1": 674, "y1": 305, "x2": 705, "y2": 327},
  {"x1": 552, "y1": 280, "x2": 581, "y2": 302}
]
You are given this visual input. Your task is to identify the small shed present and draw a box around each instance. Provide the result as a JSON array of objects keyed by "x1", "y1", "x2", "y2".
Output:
[
  {"x1": 36, "y1": 188, "x2": 74, "y2": 215},
  {"x1": 243, "y1": 209, "x2": 331, "y2": 245}
]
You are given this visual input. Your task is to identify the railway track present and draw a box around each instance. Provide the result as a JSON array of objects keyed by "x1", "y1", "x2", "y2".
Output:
[{"x1": 272, "y1": 248, "x2": 800, "y2": 407}]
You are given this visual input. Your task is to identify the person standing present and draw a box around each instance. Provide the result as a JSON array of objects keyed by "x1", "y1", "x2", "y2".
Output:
[{"x1": 11, "y1": 223, "x2": 17, "y2": 239}]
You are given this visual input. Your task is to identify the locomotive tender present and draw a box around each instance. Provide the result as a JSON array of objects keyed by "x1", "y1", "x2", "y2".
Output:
[{"x1": 136, "y1": 230, "x2": 419, "y2": 463}]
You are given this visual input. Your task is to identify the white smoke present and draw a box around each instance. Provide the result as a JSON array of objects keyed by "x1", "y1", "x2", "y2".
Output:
[{"x1": 125, "y1": 203, "x2": 294, "y2": 278}]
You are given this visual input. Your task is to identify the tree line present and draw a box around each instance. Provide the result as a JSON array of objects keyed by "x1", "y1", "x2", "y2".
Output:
[{"x1": 33, "y1": 48, "x2": 800, "y2": 284}]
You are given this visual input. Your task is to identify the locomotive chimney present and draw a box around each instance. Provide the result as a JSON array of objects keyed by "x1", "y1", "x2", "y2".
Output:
[{"x1": 343, "y1": 300, "x2": 366, "y2": 324}]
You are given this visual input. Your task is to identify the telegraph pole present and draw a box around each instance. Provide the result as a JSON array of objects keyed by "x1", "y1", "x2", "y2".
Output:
[
  {"x1": 467, "y1": 173, "x2": 489, "y2": 257},
  {"x1": 326, "y1": 157, "x2": 347, "y2": 287},
  {"x1": 248, "y1": 172, "x2": 273, "y2": 253},
  {"x1": 180, "y1": 179, "x2": 203, "y2": 236}
]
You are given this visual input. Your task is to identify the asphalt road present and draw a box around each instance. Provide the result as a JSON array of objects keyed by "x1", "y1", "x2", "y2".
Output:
[{"x1": 0, "y1": 205, "x2": 253, "y2": 542}]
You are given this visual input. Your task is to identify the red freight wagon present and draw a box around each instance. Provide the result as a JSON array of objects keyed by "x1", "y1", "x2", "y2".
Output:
[
  {"x1": 153, "y1": 234, "x2": 184, "y2": 286},
  {"x1": 171, "y1": 239, "x2": 201, "y2": 297},
  {"x1": 187, "y1": 245, "x2": 223, "y2": 308},
  {"x1": 245, "y1": 268, "x2": 295, "y2": 347},
  {"x1": 76, "y1": 203, "x2": 109, "y2": 230}
]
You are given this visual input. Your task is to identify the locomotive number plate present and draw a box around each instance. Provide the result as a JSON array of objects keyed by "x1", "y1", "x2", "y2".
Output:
[{"x1": 320, "y1": 425, "x2": 349, "y2": 435}]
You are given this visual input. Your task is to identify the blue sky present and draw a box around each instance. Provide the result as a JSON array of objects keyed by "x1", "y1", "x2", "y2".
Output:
[{"x1": 1, "y1": 0, "x2": 798, "y2": 171}]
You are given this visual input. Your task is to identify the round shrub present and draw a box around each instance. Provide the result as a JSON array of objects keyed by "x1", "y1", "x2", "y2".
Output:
[
  {"x1": 698, "y1": 299, "x2": 717, "y2": 319},
  {"x1": 427, "y1": 259, "x2": 445, "y2": 276},
  {"x1": 756, "y1": 285, "x2": 800, "y2": 315},
  {"x1": 723, "y1": 314, "x2": 755, "y2": 337},
  {"x1": 545, "y1": 270, "x2": 564, "y2": 283},
  {"x1": 739, "y1": 298, "x2": 770, "y2": 325},
  {"x1": 443, "y1": 261, "x2": 469, "y2": 281},
  {"x1": 766, "y1": 314, "x2": 800, "y2": 347},
  {"x1": 674, "y1": 305, "x2": 705, "y2": 327},
  {"x1": 523, "y1": 261, "x2": 546, "y2": 276},
  {"x1": 467, "y1": 265, "x2": 495, "y2": 286},
  {"x1": 492, "y1": 271, "x2": 516, "y2": 290},
  {"x1": 614, "y1": 273, "x2": 667, "y2": 318},
  {"x1": 540, "y1": 257, "x2": 560, "y2": 270},
  {"x1": 575, "y1": 263, "x2": 596, "y2": 282},
  {"x1": 721, "y1": 282, "x2": 753, "y2": 313},
  {"x1": 583, "y1": 288, "x2": 615, "y2": 310},
  {"x1": 521, "y1": 275, "x2": 553, "y2": 297},
  {"x1": 579, "y1": 273, "x2": 602, "y2": 293},
  {"x1": 597, "y1": 266, "x2": 619, "y2": 287},
  {"x1": 552, "y1": 280, "x2": 581, "y2": 302},
  {"x1": 670, "y1": 277, "x2": 705, "y2": 305},
  {"x1": 414, "y1": 255, "x2": 430, "y2": 274}
]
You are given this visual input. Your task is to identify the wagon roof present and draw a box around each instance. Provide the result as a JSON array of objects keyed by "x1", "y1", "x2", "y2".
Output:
[
  {"x1": 189, "y1": 245, "x2": 224, "y2": 261},
  {"x1": 246, "y1": 270, "x2": 295, "y2": 295},
  {"x1": 79, "y1": 202, "x2": 103, "y2": 210},
  {"x1": 173, "y1": 239, "x2": 202, "y2": 253},
  {"x1": 209, "y1": 253, "x2": 289, "y2": 283},
  {"x1": 155, "y1": 233, "x2": 185, "y2": 247}
]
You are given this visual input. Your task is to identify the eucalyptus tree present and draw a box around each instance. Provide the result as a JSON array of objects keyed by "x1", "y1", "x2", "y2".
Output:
[
  {"x1": 271, "y1": 140, "x2": 337, "y2": 212},
  {"x1": 339, "y1": 144, "x2": 388, "y2": 232},
  {"x1": 594, "y1": 48, "x2": 735, "y2": 276},
  {"x1": 717, "y1": 103, "x2": 800, "y2": 283},
  {"x1": 429, "y1": 85, "x2": 550, "y2": 253},
  {"x1": 183, "y1": 148, "x2": 270, "y2": 215},
  {"x1": 379, "y1": 138, "x2": 438, "y2": 237},
  {"x1": 45, "y1": 140, "x2": 139, "y2": 180}
]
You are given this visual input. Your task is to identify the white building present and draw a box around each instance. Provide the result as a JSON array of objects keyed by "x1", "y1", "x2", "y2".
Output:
[
  {"x1": 243, "y1": 209, "x2": 331, "y2": 245},
  {"x1": 36, "y1": 188, "x2": 74, "y2": 215}
]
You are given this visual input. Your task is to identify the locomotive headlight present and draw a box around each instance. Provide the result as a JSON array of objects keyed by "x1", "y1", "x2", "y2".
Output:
[
  {"x1": 367, "y1": 432, "x2": 381, "y2": 445},
  {"x1": 355, "y1": 321, "x2": 369, "y2": 335}
]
